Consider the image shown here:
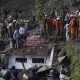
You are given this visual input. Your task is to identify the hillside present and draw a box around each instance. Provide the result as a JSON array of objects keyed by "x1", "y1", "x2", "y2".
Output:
[{"x1": 0, "y1": 0, "x2": 35, "y2": 17}]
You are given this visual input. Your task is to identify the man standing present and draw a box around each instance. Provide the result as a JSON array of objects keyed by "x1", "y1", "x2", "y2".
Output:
[
  {"x1": 69, "y1": 15, "x2": 75, "y2": 40},
  {"x1": 56, "y1": 17, "x2": 61, "y2": 37}
]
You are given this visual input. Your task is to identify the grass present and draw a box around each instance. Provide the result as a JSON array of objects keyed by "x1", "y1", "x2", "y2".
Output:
[{"x1": 66, "y1": 43, "x2": 80, "y2": 80}]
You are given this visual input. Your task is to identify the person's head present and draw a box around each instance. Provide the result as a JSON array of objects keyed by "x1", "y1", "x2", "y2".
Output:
[
  {"x1": 61, "y1": 70, "x2": 65, "y2": 75},
  {"x1": 2, "y1": 66, "x2": 6, "y2": 70},
  {"x1": 11, "y1": 66, "x2": 15, "y2": 70},
  {"x1": 49, "y1": 69, "x2": 56, "y2": 77},
  {"x1": 30, "y1": 68, "x2": 36, "y2": 74},
  {"x1": 56, "y1": 17, "x2": 60, "y2": 21}
]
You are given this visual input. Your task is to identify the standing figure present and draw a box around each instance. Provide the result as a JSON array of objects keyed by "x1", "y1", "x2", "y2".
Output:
[
  {"x1": 69, "y1": 15, "x2": 75, "y2": 40},
  {"x1": 46, "y1": 16, "x2": 52, "y2": 35},
  {"x1": 56, "y1": 17, "x2": 61, "y2": 37},
  {"x1": 13, "y1": 29, "x2": 20, "y2": 48},
  {"x1": 64, "y1": 24, "x2": 70, "y2": 41}
]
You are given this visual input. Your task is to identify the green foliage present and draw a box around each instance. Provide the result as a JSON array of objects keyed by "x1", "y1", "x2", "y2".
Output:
[
  {"x1": 66, "y1": 43, "x2": 80, "y2": 80},
  {"x1": 35, "y1": 0, "x2": 48, "y2": 21},
  {"x1": 35, "y1": 0, "x2": 73, "y2": 21}
]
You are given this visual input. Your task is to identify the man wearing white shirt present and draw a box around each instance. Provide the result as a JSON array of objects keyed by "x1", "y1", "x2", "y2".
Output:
[{"x1": 19, "y1": 27, "x2": 26, "y2": 41}]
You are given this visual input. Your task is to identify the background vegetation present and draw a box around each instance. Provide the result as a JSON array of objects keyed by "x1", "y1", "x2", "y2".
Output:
[
  {"x1": 35, "y1": 0, "x2": 74, "y2": 20},
  {"x1": 66, "y1": 44, "x2": 80, "y2": 80}
]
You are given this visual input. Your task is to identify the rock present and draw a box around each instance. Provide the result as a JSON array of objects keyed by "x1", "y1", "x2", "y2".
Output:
[
  {"x1": 58, "y1": 56, "x2": 66, "y2": 63},
  {"x1": 57, "y1": 49, "x2": 66, "y2": 57}
]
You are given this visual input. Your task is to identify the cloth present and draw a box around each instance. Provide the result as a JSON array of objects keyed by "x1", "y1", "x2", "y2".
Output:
[
  {"x1": 78, "y1": 19, "x2": 80, "y2": 31},
  {"x1": 46, "y1": 18, "x2": 52, "y2": 31},
  {"x1": 56, "y1": 20, "x2": 61, "y2": 30},
  {"x1": 10, "y1": 70, "x2": 18, "y2": 77},
  {"x1": 1, "y1": 69, "x2": 11, "y2": 80},
  {"x1": 52, "y1": 19, "x2": 56, "y2": 25},
  {"x1": 69, "y1": 18, "x2": 75, "y2": 38},
  {"x1": 19, "y1": 27, "x2": 26, "y2": 35},
  {"x1": 64, "y1": 24, "x2": 70, "y2": 41},
  {"x1": 13, "y1": 30, "x2": 20, "y2": 40}
]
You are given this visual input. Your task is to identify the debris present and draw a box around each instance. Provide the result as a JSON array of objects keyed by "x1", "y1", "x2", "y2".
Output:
[
  {"x1": 37, "y1": 65, "x2": 52, "y2": 73},
  {"x1": 58, "y1": 56, "x2": 66, "y2": 63}
]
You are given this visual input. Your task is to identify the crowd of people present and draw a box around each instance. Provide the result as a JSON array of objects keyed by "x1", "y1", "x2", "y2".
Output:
[
  {"x1": 0, "y1": 65, "x2": 70, "y2": 80},
  {"x1": 43, "y1": 9, "x2": 80, "y2": 41},
  {"x1": 0, "y1": 7, "x2": 80, "y2": 80},
  {"x1": 0, "y1": 7, "x2": 36, "y2": 49}
]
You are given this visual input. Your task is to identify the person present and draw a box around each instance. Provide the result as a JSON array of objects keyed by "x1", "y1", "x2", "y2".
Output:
[
  {"x1": 46, "y1": 16, "x2": 53, "y2": 35},
  {"x1": 19, "y1": 27, "x2": 26, "y2": 41},
  {"x1": 47, "y1": 69, "x2": 59, "y2": 80},
  {"x1": 59, "y1": 70, "x2": 70, "y2": 80},
  {"x1": 12, "y1": 20, "x2": 17, "y2": 31},
  {"x1": 0, "y1": 66, "x2": 11, "y2": 80},
  {"x1": 52, "y1": 16, "x2": 56, "y2": 30},
  {"x1": 78, "y1": 13, "x2": 80, "y2": 33},
  {"x1": 10, "y1": 66, "x2": 19, "y2": 80},
  {"x1": 9, "y1": 25, "x2": 14, "y2": 48},
  {"x1": 64, "y1": 24, "x2": 70, "y2": 41},
  {"x1": 13, "y1": 29, "x2": 20, "y2": 48},
  {"x1": 56, "y1": 17, "x2": 61, "y2": 37},
  {"x1": 1, "y1": 7, "x2": 6, "y2": 18},
  {"x1": 0, "y1": 20, "x2": 5, "y2": 38},
  {"x1": 69, "y1": 15, "x2": 75, "y2": 40},
  {"x1": 74, "y1": 16, "x2": 79, "y2": 39},
  {"x1": 27, "y1": 68, "x2": 39, "y2": 80},
  {"x1": 43, "y1": 15, "x2": 47, "y2": 32},
  {"x1": 25, "y1": 20, "x2": 30, "y2": 31}
]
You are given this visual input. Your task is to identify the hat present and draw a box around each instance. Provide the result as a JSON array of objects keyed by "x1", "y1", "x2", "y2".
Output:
[
  {"x1": 57, "y1": 17, "x2": 60, "y2": 20},
  {"x1": 26, "y1": 20, "x2": 30, "y2": 22},
  {"x1": 76, "y1": 10, "x2": 79, "y2": 13},
  {"x1": 70, "y1": 14, "x2": 74, "y2": 17},
  {"x1": 13, "y1": 20, "x2": 16, "y2": 22},
  {"x1": 78, "y1": 12, "x2": 80, "y2": 16},
  {"x1": 8, "y1": 23, "x2": 12, "y2": 27},
  {"x1": 21, "y1": 20, "x2": 23, "y2": 22},
  {"x1": 24, "y1": 20, "x2": 26, "y2": 22},
  {"x1": 49, "y1": 70, "x2": 55, "y2": 76}
]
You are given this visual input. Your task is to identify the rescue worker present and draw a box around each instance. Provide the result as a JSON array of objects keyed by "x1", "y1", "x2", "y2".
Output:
[
  {"x1": 46, "y1": 16, "x2": 53, "y2": 35},
  {"x1": 47, "y1": 69, "x2": 59, "y2": 80},
  {"x1": 13, "y1": 29, "x2": 20, "y2": 48},
  {"x1": 25, "y1": 20, "x2": 30, "y2": 31},
  {"x1": 12, "y1": 20, "x2": 16, "y2": 31},
  {"x1": 74, "y1": 16, "x2": 79, "y2": 39},
  {"x1": 10, "y1": 66, "x2": 19, "y2": 80},
  {"x1": 75, "y1": 10, "x2": 79, "y2": 18},
  {"x1": 78, "y1": 13, "x2": 80, "y2": 33},
  {"x1": 1, "y1": 66, "x2": 11, "y2": 80},
  {"x1": 56, "y1": 17, "x2": 61, "y2": 36},
  {"x1": 52, "y1": 16, "x2": 56, "y2": 30},
  {"x1": 19, "y1": 26, "x2": 26, "y2": 41},
  {"x1": 64, "y1": 24, "x2": 70, "y2": 41},
  {"x1": 27, "y1": 68, "x2": 39, "y2": 80},
  {"x1": 43, "y1": 15, "x2": 47, "y2": 32},
  {"x1": 0, "y1": 20, "x2": 5, "y2": 38},
  {"x1": 8, "y1": 23, "x2": 14, "y2": 48},
  {"x1": 69, "y1": 15, "x2": 75, "y2": 40}
]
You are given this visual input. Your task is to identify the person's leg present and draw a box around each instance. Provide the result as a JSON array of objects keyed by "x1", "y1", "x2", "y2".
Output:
[
  {"x1": 10, "y1": 39, "x2": 13, "y2": 48},
  {"x1": 16, "y1": 39, "x2": 19, "y2": 48}
]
